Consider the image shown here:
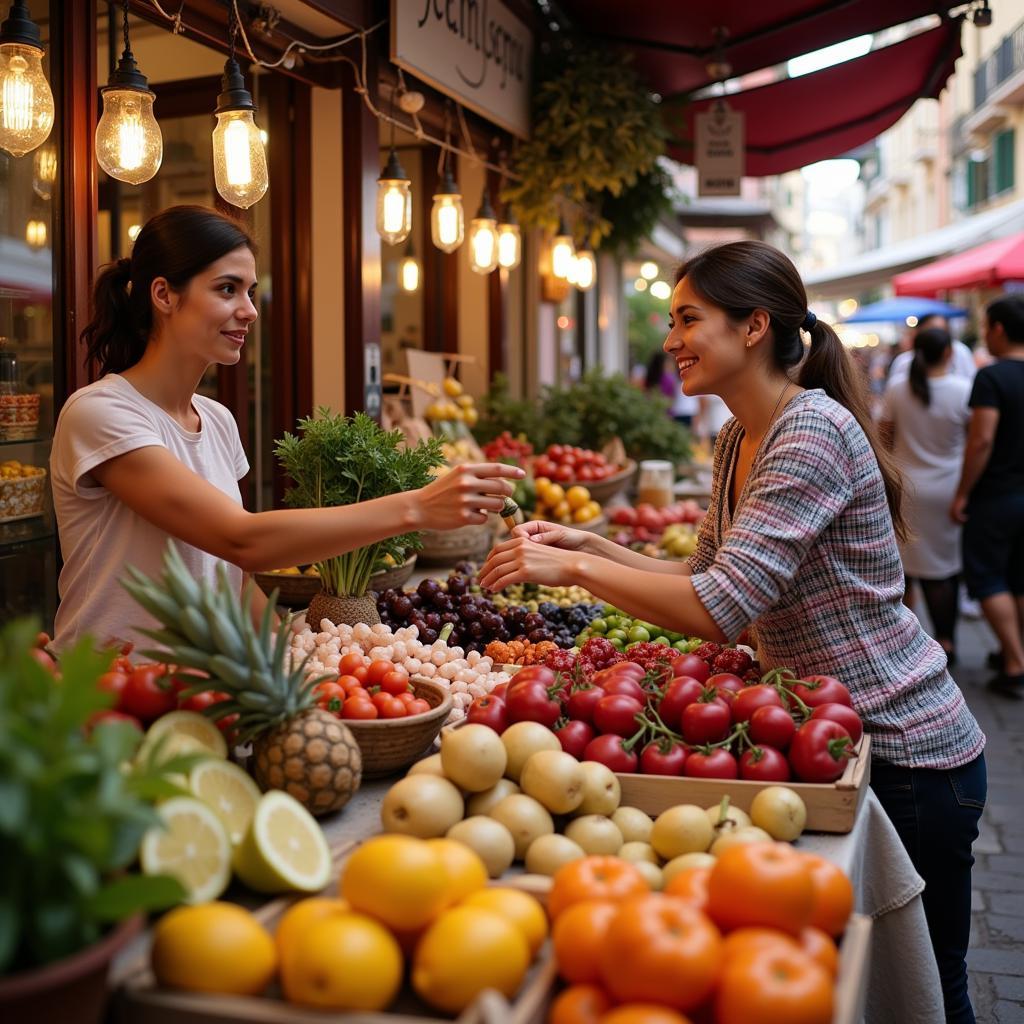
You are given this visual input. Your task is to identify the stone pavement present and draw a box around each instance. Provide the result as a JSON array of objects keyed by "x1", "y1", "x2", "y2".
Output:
[{"x1": 940, "y1": 613, "x2": 1024, "y2": 1023}]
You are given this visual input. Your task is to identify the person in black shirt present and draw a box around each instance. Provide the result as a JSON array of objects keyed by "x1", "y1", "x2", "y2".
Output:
[{"x1": 952, "y1": 295, "x2": 1024, "y2": 698}]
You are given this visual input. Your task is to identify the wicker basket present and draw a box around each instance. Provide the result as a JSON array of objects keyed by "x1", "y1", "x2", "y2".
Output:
[
  {"x1": 368, "y1": 554, "x2": 417, "y2": 592},
  {"x1": 417, "y1": 521, "x2": 493, "y2": 566},
  {"x1": 571, "y1": 459, "x2": 637, "y2": 505},
  {"x1": 343, "y1": 677, "x2": 453, "y2": 778},
  {"x1": 254, "y1": 570, "x2": 320, "y2": 608},
  {"x1": 0, "y1": 393, "x2": 40, "y2": 441},
  {"x1": 0, "y1": 468, "x2": 46, "y2": 523}
]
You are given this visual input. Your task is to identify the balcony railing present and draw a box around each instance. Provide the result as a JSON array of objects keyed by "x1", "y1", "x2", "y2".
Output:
[{"x1": 975, "y1": 18, "x2": 1024, "y2": 108}]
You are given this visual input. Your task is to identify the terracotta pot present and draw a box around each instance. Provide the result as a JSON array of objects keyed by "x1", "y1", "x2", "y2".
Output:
[
  {"x1": 307, "y1": 590, "x2": 381, "y2": 628},
  {"x1": 0, "y1": 915, "x2": 141, "y2": 1024}
]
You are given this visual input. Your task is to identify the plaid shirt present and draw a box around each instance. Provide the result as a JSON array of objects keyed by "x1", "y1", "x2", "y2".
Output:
[{"x1": 690, "y1": 389, "x2": 985, "y2": 770}]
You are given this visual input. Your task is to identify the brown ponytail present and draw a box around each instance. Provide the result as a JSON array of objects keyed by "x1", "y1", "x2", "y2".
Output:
[
  {"x1": 81, "y1": 205, "x2": 255, "y2": 376},
  {"x1": 677, "y1": 240, "x2": 907, "y2": 542}
]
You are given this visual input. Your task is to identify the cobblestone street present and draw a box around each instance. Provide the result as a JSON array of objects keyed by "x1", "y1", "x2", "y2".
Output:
[{"x1": 943, "y1": 615, "x2": 1024, "y2": 1023}]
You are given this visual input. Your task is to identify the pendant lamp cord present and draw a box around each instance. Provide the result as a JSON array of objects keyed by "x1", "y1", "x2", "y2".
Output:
[{"x1": 121, "y1": 0, "x2": 131, "y2": 56}]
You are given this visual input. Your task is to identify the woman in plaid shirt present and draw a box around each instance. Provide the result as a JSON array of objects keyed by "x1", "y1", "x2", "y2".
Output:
[{"x1": 481, "y1": 240, "x2": 986, "y2": 1024}]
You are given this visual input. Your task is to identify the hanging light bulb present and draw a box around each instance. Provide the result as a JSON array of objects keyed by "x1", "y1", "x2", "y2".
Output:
[
  {"x1": 31, "y1": 140, "x2": 55, "y2": 198},
  {"x1": 431, "y1": 165, "x2": 464, "y2": 253},
  {"x1": 25, "y1": 216, "x2": 45, "y2": 248},
  {"x1": 95, "y1": 0, "x2": 162, "y2": 184},
  {"x1": 468, "y1": 189, "x2": 499, "y2": 275},
  {"x1": 551, "y1": 221, "x2": 575, "y2": 280},
  {"x1": 574, "y1": 248, "x2": 596, "y2": 291},
  {"x1": 496, "y1": 213, "x2": 521, "y2": 270},
  {"x1": 398, "y1": 243, "x2": 420, "y2": 292},
  {"x1": 0, "y1": 1, "x2": 54, "y2": 158},
  {"x1": 376, "y1": 149, "x2": 412, "y2": 245}
]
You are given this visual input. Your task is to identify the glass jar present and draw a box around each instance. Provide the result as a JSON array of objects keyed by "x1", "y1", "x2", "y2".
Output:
[
  {"x1": 636, "y1": 459, "x2": 674, "y2": 508},
  {"x1": 0, "y1": 338, "x2": 17, "y2": 396}
]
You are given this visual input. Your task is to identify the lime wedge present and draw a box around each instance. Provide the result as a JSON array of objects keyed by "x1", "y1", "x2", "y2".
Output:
[
  {"x1": 140, "y1": 711, "x2": 228, "y2": 763},
  {"x1": 190, "y1": 759, "x2": 262, "y2": 847},
  {"x1": 140, "y1": 796, "x2": 232, "y2": 904},
  {"x1": 233, "y1": 790, "x2": 332, "y2": 894}
]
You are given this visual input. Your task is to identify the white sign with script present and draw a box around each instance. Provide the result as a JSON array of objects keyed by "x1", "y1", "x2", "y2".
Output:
[
  {"x1": 391, "y1": 0, "x2": 532, "y2": 139},
  {"x1": 696, "y1": 102, "x2": 744, "y2": 196}
]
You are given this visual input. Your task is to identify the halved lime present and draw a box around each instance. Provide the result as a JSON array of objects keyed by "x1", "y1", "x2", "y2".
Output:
[
  {"x1": 140, "y1": 796, "x2": 232, "y2": 904},
  {"x1": 189, "y1": 759, "x2": 262, "y2": 847},
  {"x1": 233, "y1": 790, "x2": 331, "y2": 894}
]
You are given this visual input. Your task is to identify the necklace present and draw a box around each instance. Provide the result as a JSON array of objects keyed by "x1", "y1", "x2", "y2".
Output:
[{"x1": 730, "y1": 379, "x2": 794, "y2": 516}]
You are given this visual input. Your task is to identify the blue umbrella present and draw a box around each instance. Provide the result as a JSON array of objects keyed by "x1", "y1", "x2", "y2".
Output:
[{"x1": 841, "y1": 296, "x2": 967, "y2": 323}]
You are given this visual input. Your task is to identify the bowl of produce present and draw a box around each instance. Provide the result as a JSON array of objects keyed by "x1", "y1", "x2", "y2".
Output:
[
  {"x1": 254, "y1": 567, "x2": 321, "y2": 607},
  {"x1": 368, "y1": 554, "x2": 417, "y2": 593},
  {"x1": 341, "y1": 676, "x2": 453, "y2": 778},
  {"x1": 533, "y1": 480, "x2": 606, "y2": 535},
  {"x1": 532, "y1": 445, "x2": 637, "y2": 504}
]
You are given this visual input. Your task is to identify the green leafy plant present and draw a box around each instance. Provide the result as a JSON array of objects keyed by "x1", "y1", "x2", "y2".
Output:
[
  {"x1": 0, "y1": 619, "x2": 191, "y2": 975},
  {"x1": 502, "y1": 42, "x2": 667, "y2": 248},
  {"x1": 474, "y1": 374, "x2": 552, "y2": 448},
  {"x1": 600, "y1": 165, "x2": 678, "y2": 256},
  {"x1": 275, "y1": 409, "x2": 445, "y2": 598}
]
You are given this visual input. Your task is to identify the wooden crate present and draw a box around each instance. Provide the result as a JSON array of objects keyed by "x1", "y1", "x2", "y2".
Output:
[{"x1": 616, "y1": 736, "x2": 871, "y2": 834}]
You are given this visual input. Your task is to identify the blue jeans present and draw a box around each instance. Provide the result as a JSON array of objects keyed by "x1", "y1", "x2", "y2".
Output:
[{"x1": 870, "y1": 754, "x2": 987, "y2": 1024}]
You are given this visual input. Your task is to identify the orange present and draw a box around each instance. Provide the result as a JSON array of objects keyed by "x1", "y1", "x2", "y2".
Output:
[
  {"x1": 715, "y1": 945, "x2": 833, "y2": 1024},
  {"x1": 721, "y1": 926, "x2": 798, "y2": 962},
  {"x1": 800, "y1": 853, "x2": 854, "y2": 938},
  {"x1": 548, "y1": 855, "x2": 649, "y2": 920},
  {"x1": 663, "y1": 866, "x2": 710, "y2": 911},
  {"x1": 461, "y1": 886, "x2": 549, "y2": 956},
  {"x1": 552, "y1": 900, "x2": 618, "y2": 984},
  {"x1": 550, "y1": 984, "x2": 612, "y2": 1024},
  {"x1": 427, "y1": 837, "x2": 489, "y2": 906},
  {"x1": 566, "y1": 486, "x2": 591, "y2": 511},
  {"x1": 599, "y1": 1005, "x2": 693, "y2": 1024},
  {"x1": 412, "y1": 906, "x2": 531, "y2": 1013},
  {"x1": 275, "y1": 897, "x2": 349, "y2": 971},
  {"x1": 340, "y1": 834, "x2": 448, "y2": 930},
  {"x1": 798, "y1": 926, "x2": 840, "y2": 977},
  {"x1": 151, "y1": 902, "x2": 276, "y2": 996},
  {"x1": 281, "y1": 911, "x2": 403, "y2": 1010}
]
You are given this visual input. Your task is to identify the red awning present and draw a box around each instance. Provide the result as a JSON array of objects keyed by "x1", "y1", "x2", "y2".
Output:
[
  {"x1": 667, "y1": 20, "x2": 962, "y2": 177},
  {"x1": 892, "y1": 232, "x2": 1024, "y2": 295},
  {"x1": 559, "y1": 0, "x2": 965, "y2": 99}
]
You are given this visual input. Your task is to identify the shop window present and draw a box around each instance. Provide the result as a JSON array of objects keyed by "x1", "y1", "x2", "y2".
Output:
[
  {"x1": 967, "y1": 154, "x2": 990, "y2": 208},
  {"x1": 994, "y1": 129, "x2": 1015, "y2": 195}
]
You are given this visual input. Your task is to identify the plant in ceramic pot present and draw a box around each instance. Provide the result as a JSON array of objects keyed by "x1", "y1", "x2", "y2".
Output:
[
  {"x1": 0, "y1": 620, "x2": 190, "y2": 1022},
  {"x1": 274, "y1": 409, "x2": 445, "y2": 627}
]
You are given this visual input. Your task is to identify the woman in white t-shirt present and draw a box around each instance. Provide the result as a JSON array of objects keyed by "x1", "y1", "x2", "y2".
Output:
[
  {"x1": 881, "y1": 327, "x2": 971, "y2": 664},
  {"x1": 50, "y1": 206, "x2": 521, "y2": 653}
]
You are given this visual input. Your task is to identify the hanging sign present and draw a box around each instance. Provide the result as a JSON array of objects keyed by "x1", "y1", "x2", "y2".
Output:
[
  {"x1": 696, "y1": 101, "x2": 744, "y2": 196},
  {"x1": 391, "y1": 0, "x2": 532, "y2": 139}
]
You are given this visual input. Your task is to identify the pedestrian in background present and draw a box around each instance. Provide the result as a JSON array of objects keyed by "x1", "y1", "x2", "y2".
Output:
[
  {"x1": 882, "y1": 327, "x2": 970, "y2": 665},
  {"x1": 952, "y1": 295, "x2": 1024, "y2": 699},
  {"x1": 889, "y1": 313, "x2": 976, "y2": 383}
]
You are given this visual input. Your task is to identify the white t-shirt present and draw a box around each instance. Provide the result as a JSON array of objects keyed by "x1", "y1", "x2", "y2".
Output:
[
  {"x1": 888, "y1": 340, "x2": 976, "y2": 383},
  {"x1": 50, "y1": 374, "x2": 249, "y2": 653}
]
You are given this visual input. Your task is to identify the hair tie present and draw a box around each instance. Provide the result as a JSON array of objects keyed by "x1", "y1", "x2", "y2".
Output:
[
  {"x1": 801, "y1": 310, "x2": 817, "y2": 331},
  {"x1": 116, "y1": 256, "x2": 132, "y2": 274}
]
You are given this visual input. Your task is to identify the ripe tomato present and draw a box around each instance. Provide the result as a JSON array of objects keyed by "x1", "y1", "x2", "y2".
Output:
[
  {"x1": 789, "y1": 719, "x2": 854, "y2": 783},
  {"x1": 593, "y1": 694, "x2": 644, "y2": 737},
  {"x1": 339, "y1": 652, "x2": 366, "y2": 675},
  {"x1": 639, "y1": 741, "x2": 688, "y2": 776},
  {"x1": 549, "y1": 984, "x2": 611, "y2": 1024},
  {"x1": 380, "y1": 669, "x2": 411, "y2": 696},
  {"x1": 715, "y1": 945, "x2": 833, "y2": 1024},
  {"x1": 166, "y1": 666, "x2": 208, "y2": 696},
  {"x1": 731, "y1": 684, "x2": 784, "y2": 723},
  {"x1": 566, "y1": 685, "x2": 604, "y2": 724},
  {"x1": 809, "y1": 703, "x2": 863, "y2": 745},
  {"x1": 592, "y1": 663, "x2": 646, "y2": 687},
  {"x1": 749, "y1": 705, "x2": 797, "y2": 750},
  {"x1": 513, "y1": 666, "x2": 557, "y2": 687},
  {"x1": 663, "y1": 866, "x2": 710, "y2": 911},
  {"x1": 706, "y1": 842, "x2": 815, "y2": 935},
  {"x1": 798, "y1": 926, "x2": 839, "y2": 977},
  {"x1": 789, "y1": 674, "x2": 852, "y2": 710},
  {"x1": 396, "y1": 691, "x2": 417, "y2": 706},
  {"x1": 684, "y1": 748, "x2": 738, "y2": 779},
  {"x1": 379, "y1": 695, "x2": 408, "y2": 719},
  {"x1": 598, "y1": 677, "x2": 645, "y2": 703},
  {"x1": 799, "y1": 853, "x2": 854, "y2": 938},
  {"x1": 739, "y1": 745, "x2": 791, "y2": 782},
  {"x1": 506, "y1": 680, "x2": 561, "y2": 728},
  {"x1": 311, "y1": 681, "x2": 345, "y2": 715},
  {"x1": 120, "y1": 664, "x2": 176, "y2": 723},
  {"x1": 657, "y1": 676, "x2": 704, "y2": 730},
  {"x1": 555, "y1": 719, "x2": 596, "y2": 759},
  {"x1": 342, "y1": 696, "x2": 378, "y2": 719},
  {"x1": 597, "y1": 895, "x2": 722, "y2": 1011},
  {"x1": 351, "y1": 665, "x2": 370, "y2": 684},
  {"x1": 367, "y1": 659, "x2": 396, "y2": 685},
  {"x1": 406, "y1": 697, "x2": 431, "y2": 716},
  {"x1": 548, "y1": 856, "x2": 650, "y2": 920},
  {"x1": 97, "y1": 670, "x2": 129, "y2": 709},
  {"x1": 552, "y1": 900, "x2": 619, "y2": 984},
  {"x1": 467, "y1": 694, "x2": 508, "y2": 733},
  {"x1": 338, "y1": 674, "x2": 365, "y2": 695},
  {"x1": 706, "y1": 673, "x2": 744, "y2": 702},
  {"x1": 582, "y1": 734, "x2": 638, "y2": 773},
  {"x1": 180, "y1": 689, "x2": 233, "y2": 714},
  {"x1": 671, "y1": 654, "x2": 710, "y2": 683},
  {"x1": 680, "y1": 696, "x2": 731, "y2": 745}
]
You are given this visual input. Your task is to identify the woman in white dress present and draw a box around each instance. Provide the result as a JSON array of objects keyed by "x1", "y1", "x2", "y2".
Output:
[{"x1": 881, "y1": 327, "x2": 971, "y2": 664}]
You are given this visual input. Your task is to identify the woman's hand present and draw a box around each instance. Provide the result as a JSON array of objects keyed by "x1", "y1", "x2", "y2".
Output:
[
  {"x1": 479, "y1": 534, "x2": 580, "y2": 591},
  {"x1": 416, "y1": 463, "x2": 524, "y2": 531},
  {"x1": 510, "y1": 519, "x2": 592, "y2": 551}
]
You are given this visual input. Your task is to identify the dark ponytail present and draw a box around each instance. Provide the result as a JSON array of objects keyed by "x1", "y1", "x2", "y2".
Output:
[
  {"x1": 676, "y1": 240, "x2": 907, "y2": 542},
  {"x1": 906, "y1": 327, "x2": 952, "y2": 407},
  {"x1": 81, "y1": 205, "x2": 255, "y2": 376}
]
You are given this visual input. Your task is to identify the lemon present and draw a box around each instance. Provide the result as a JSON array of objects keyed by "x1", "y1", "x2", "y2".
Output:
[
  {"x1": 152, "y1": 902, "x2": 276, "y2": 995},
  {"x1": 233, "y1": 790, "x2": 331, "y2": 894},
  {"x1": 426, "y1": 837, "x2": 489, "y2": 906},
  {"x1": 412, "y1": 905, "x2": 531, "y2": 1013},
  {"x1": 189, "y1": 759, "x2": 261, "y2": 846},
  {"x1": 140, "y1": 710, "x2": 227, "y2": 762},
  {"x1": 276, "y1": 897, "x2": 350, "y2": 971},
  {"x1": 461, "y1": 887, "x2": 549, "y2": 956},
  {"x1": 140, "y1": 796, "x2": 232, "y2": 904}
]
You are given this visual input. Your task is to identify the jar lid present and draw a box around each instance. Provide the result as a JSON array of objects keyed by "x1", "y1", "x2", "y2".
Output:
[{"x1": 639, "y1": 460, "x2": 674, "y2": 472}]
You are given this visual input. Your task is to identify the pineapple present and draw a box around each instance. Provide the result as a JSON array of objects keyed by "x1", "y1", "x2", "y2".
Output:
[{"x1": 122, "y1": 543, "x2": 362, "y2": 817}]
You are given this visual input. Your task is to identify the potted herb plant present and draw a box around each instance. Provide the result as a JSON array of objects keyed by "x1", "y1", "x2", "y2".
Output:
[
  {"x1": 275, "y1": 409, "x2": 445, "y2": 626},
  {"x1": 0, "y1": 620, "x2": 191, "y2": 1023}
]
